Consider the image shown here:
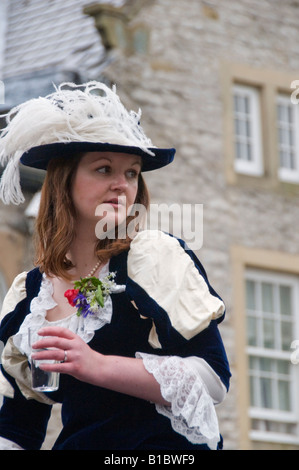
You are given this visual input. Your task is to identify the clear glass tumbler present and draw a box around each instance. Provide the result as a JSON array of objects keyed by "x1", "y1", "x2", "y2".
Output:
[{"x1": 28, "y1": 327, "x2": 60, "y2": 392}]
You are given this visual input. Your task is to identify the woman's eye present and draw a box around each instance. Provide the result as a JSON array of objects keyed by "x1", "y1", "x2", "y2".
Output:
[
  {"x1": 127, "y1": 169, "x2": 139, "y2": 179},
  {"x1": 97, "y1": 166, "x2": 111, "y2": 174},
  {"x1": 96, "y1": 166, "x2": 139, "y2": 178}
]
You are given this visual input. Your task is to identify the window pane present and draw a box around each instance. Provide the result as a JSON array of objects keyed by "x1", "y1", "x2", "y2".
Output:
[
  {"x1": 280, "y1": 285, "x2": 292, "y2": 317},
  {"x1": 288, "y1": 105, "x2": 293, "y2": 123},
  {"x1": 259, "y1": 357, "x2": 272, "y2": 372},
  {"x1": 260, "y1": 377, "x2": 273, "y2": 408},
  {"x1": 290, "y1": 151, "x2": 296, "y2": 170},
  {"x1": 263, "y1": 319, "x2": 275, "y2": 349},
  {"x1": 249, "y1": 376, "x2": 257, "y2": 407},
  {"x1": 280, "y1": 127, "x2": 288, "y2": 146},
  {"x1": 281, "y1": 321, "x2": 292, "y2": 351},
  {"x1": 235, "y1": 118, "x2": 249, "y2": 137},
  {"x1": 289, "y1": 128, "x2": 294, "y2": 147},
  {"x1": 247, "y1": 317, "x2": 257, "y2": 346},
  {"x1": 262, "y1": 282, "x2": 274, "y2": 313},
  {"x1": 278, "y1": 103, "x2": 287, "y2": 122},
  {"x1": 249, "y1": 356, "x2": 293, "y2": 412},
  {"x1": 237, "y1": 141, "x2": 249, "y2": 160},
  {"x1": 246, "y1": 280, "x2": 256, "y2": 310},
  {"x1": 280, "y1": 149, "x2": 296, "y2": 170},
  {"x1": 280, "y1": 149, "x2": 290, "y2": 169},
  {"x1": 278, "y1": 380, "x2": 291, "y2": 411},
  {"x1": 244, "y1": 96, "x2": 250, "y2": 114},
  {"x1": 277, "y1": 359, "x2": 289, "y2": 375},
  {"x1": 246, "y1": 143, "x2": 252, "y2": 161}
]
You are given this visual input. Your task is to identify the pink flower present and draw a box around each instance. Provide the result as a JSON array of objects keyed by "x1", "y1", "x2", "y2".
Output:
[{"x1": 64, "y1": 288, "x2": 79, "y2": 307}]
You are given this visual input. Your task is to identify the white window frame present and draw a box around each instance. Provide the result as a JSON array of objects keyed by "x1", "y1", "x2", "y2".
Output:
[
  {"x1": 232, "y1": 84, "x2": 264, "y2": 177},
  {"x1": 277, "y1": 94, "x2": 299, "y2": 184},
  {"x1": 245, "y1": 269, "x2": 299, "y2": 445}
]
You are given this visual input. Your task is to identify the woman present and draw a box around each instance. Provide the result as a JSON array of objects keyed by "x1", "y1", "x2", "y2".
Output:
[{"x1": 0, "y1": 82, "x2": 230, "y2": 450}]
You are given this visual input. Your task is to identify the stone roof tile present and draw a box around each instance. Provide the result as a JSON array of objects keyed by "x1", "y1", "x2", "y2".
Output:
[{"x1": 2, "y1": 0, "x2": 121, "y2": 79}]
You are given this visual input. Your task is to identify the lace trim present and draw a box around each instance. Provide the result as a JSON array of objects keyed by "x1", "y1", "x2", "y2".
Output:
[
  {"x1": 136, "y1": 352, "x2": 220, "y2": 450},
  {"x1": 13, "y1": 264, "x2": 125, "y2": 358}
]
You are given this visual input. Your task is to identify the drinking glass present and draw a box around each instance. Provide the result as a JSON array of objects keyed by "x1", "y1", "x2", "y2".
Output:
[{"x1": 28, "y1": 327, "x2": 60, "y2": 392}]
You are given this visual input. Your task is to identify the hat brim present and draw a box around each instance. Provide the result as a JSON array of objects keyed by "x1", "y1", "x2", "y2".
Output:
[{"x1": 20, "y1": 142, "x2": 175, "y2": 172}]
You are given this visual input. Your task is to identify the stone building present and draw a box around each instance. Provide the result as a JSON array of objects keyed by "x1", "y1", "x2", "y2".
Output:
[{"x1": 1, "y1": 0, "x2": 299, "y2": 450}]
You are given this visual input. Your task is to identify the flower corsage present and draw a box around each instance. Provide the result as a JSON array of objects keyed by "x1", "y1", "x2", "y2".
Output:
[{"x1": 64, "y1": 273, "x2": 117, "y2": 318}]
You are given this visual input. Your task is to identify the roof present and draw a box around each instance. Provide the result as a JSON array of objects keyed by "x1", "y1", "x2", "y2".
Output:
[{"x1": 1, "y1": 0, "x2": 124, "y2": 81}]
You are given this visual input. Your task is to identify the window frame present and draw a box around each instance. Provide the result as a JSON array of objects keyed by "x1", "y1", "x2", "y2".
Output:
[
  {"x1": 276, "y1": 93, "x2": 299, "y2": 184},
  {"x1": 232, "y1": 84, "x2": 264, "y2": 177},
  {"x1": 231, "y1": 246, "x2": 299, "y2": 449},
  {"x1": 245, "y1": 268, "x2": 299, "y2": 445},
  {"x1": 221, "y1": 63, "x2": 299, "y2": 195}
]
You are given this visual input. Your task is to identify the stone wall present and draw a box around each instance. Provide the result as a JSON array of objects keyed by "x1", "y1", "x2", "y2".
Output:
[{"x1": 102, "y1": 0, "x2": 299, "y2": 449}]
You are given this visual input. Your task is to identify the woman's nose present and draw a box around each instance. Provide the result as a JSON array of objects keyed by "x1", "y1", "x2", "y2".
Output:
[{"x1": 110, "y1": 173, "x2": 128, "y2": 192}]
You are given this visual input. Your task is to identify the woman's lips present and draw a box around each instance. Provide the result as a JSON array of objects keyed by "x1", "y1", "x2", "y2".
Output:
[{"x1": 102, "y1": 198, "x2": 125, "y2": 208}]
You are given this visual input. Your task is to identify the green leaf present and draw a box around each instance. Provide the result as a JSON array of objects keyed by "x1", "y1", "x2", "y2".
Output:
[
  {"x1": 95, "y1": 285, "x2": 104, "y2": 308},
  {"x1": 91, "y1": 277, "x2": 102, "y2": 288}
]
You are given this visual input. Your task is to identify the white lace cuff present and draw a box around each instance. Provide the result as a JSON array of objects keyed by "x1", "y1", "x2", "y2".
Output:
[
  {"x1": 0, "y1": 436, "x2": 23, "y2": 450},
  {"x1": 136, "y1": 352, "x2": 221, "y2": 450}
]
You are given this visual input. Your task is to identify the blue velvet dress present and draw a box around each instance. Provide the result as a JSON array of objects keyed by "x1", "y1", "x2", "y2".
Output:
[{"x1": 0, "y1": 239, "x2": 231, "y2": 450}]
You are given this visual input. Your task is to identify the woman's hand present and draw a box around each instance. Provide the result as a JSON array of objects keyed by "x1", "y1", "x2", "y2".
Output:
[
  {"x1": 32, "y1": 325, "x2": 170, "y2": 406},
  {"x1": 31, "y1": 326, "x2": 101, "y2": 384}
]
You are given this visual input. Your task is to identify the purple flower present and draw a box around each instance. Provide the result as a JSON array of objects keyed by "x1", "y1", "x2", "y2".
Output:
[{"x1": 75, "y1": 293, "x2": 93, "y2": 318}]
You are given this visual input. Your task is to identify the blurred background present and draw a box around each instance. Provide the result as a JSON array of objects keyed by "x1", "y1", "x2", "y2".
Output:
[{"x1": 0, "y1": 0, "x2": 299, "y2": 450}]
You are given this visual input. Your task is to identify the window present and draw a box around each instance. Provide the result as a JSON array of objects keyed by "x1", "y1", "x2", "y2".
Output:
[
  {"x1": 223, "y1": 63, "x2": 299, "y2": 194},
  {"x1": 233, "y1": 84, "x2": 263, "y2": 177},
  {"x1": 277, "y1": 94, "x2": 299, "y2": 184},
  {"x1": 245, "y1": 269, "x2": 299, "y2": 445}
]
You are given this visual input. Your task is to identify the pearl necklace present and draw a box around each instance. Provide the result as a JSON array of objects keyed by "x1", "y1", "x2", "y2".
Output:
[{"x1": 86, "y1": 259, "x2": 101, "y2": 278}]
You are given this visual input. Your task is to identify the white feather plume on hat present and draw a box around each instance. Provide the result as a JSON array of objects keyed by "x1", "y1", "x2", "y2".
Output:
[{"x1": 0, "y1": 81, "x2": 155, "y2": 205}]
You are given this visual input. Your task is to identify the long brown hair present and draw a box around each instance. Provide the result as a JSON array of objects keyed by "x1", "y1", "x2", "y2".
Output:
[{"x1": 34, "y1": 154, "x2": 150, "y2": 279}]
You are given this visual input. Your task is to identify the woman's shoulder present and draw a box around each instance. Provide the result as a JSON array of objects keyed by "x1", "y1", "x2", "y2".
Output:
[
  {"x1": 128, "y1": 230, "x2": 186, "y2": 262},
  {"x1": 0, "y1": 268, "x2": 42, "y2": 324},
  {"x1": 126, "y1": 230, "x2": 225, "y2": 349},
  {"x1": 0, "y1": 271, "x2": 27, "y2": 323},
  {"x1": 127, "y1": 230, "x2": 207, "y2": 281}
]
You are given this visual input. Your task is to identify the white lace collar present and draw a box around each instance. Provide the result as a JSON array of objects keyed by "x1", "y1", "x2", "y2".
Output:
[{"x1": 13, "y1": 263, "x2": 125, "y2": 359}]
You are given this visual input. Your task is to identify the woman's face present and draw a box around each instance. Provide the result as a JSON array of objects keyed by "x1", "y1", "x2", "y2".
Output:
[{"x1": 72, "y1": 151, "x2": 141, "y2": 232}]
